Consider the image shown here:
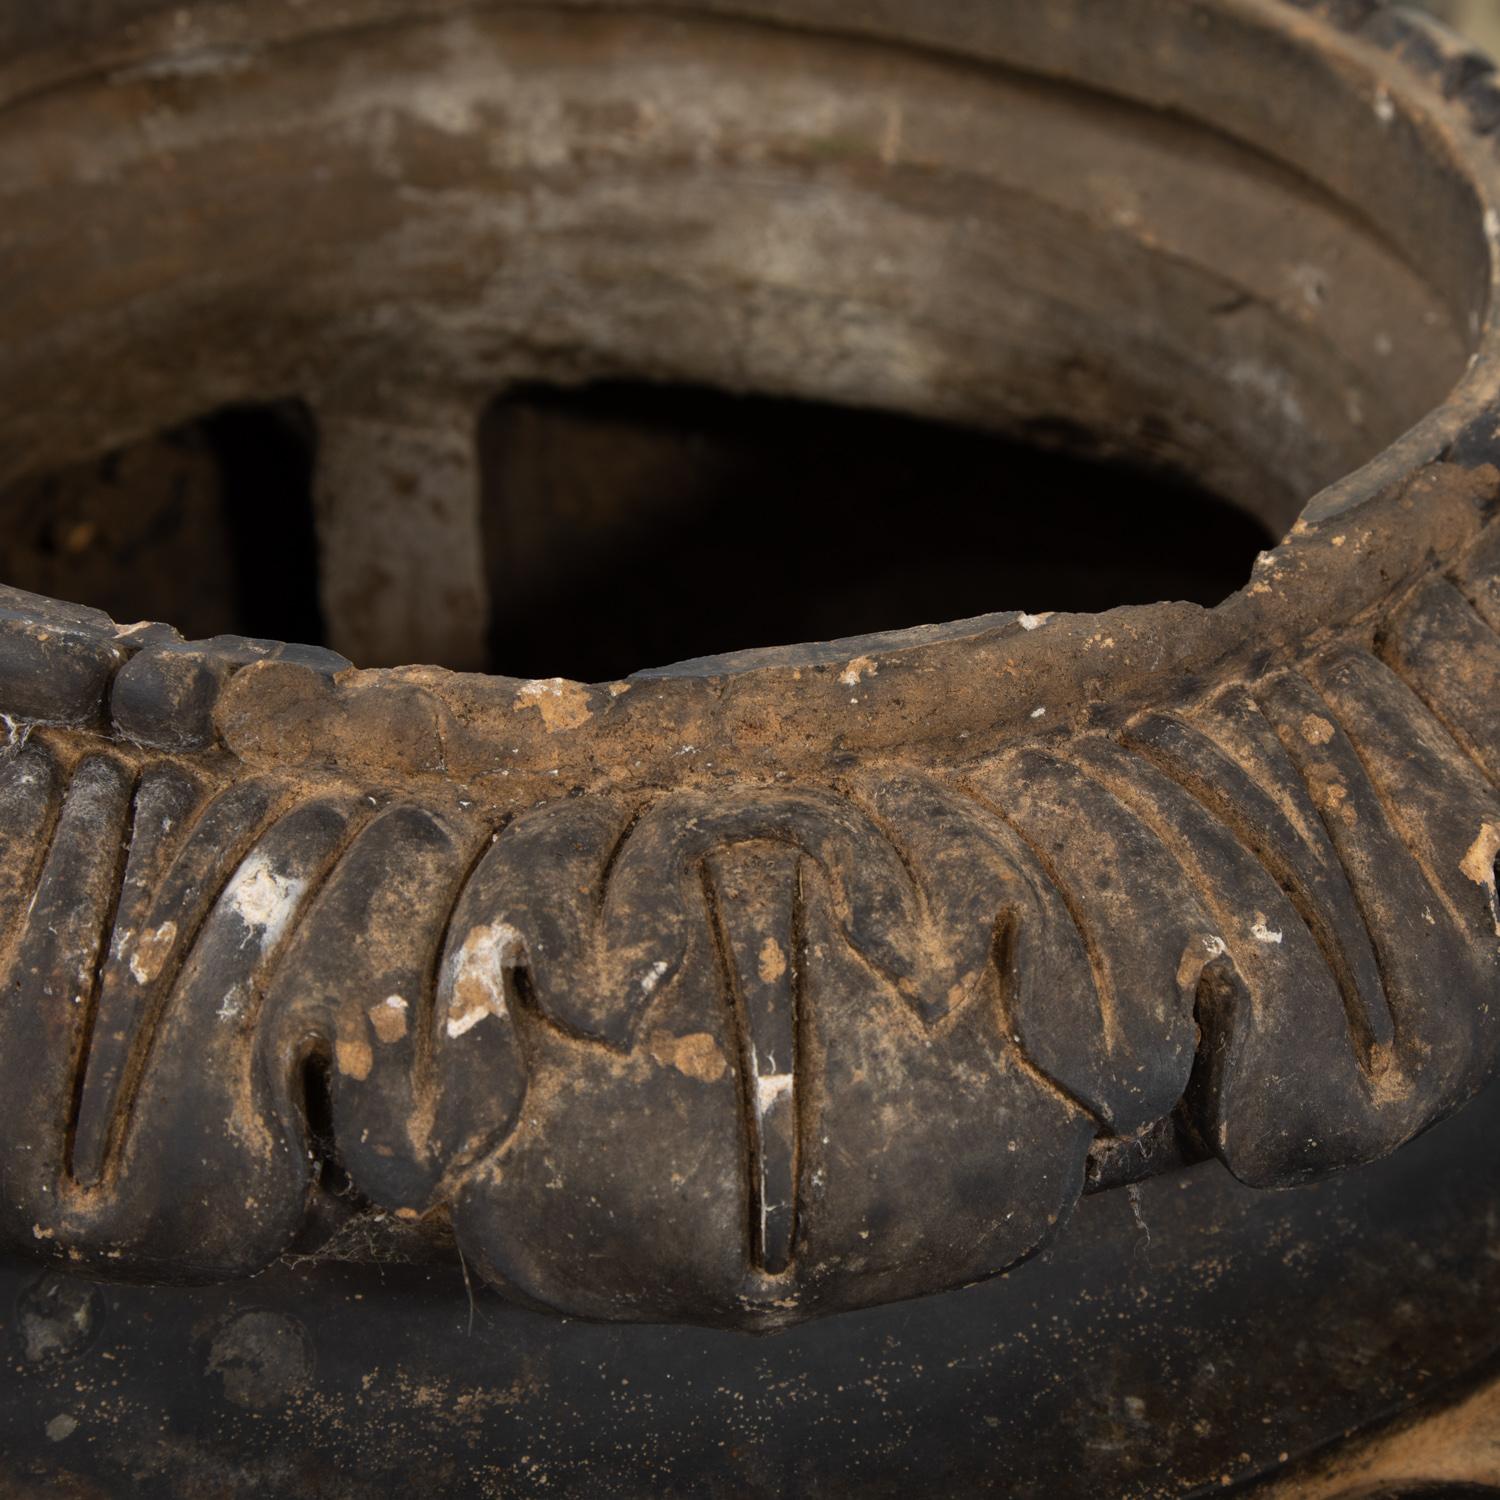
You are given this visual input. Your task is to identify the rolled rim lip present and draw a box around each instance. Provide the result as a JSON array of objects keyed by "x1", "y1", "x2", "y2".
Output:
[{"x1": 0, "y1": 0, "x2": 1497, "y2": 713}]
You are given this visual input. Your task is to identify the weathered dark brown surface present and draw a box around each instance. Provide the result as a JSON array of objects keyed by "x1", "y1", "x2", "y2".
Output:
[
  {"x1": 0, "y1": 0, "x2": 1497, "y2": 1491},
  {"x1": 0, "y1": 464, "x2": 1494, "y2": 1331},
  {"x1": 2, "y1": 1056, "x2": 1500, "y2": 1497}
]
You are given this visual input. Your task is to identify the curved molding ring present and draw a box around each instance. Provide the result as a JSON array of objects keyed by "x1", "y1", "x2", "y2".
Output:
[{"x1": 0, "y1": 0, "x2": 1495, "y2": 1329}]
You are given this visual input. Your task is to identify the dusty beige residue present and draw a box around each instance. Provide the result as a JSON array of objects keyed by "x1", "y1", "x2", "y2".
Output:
[
  {"x1": 757, "y1": 936, "x2": 787, "y2": 985},
  {"x1": 650, "y1": 1031, "x2": 727, "y2": 1084},
  {"x1": 1176, "y1": 933, "x2": 1227, "y2": 990},
  {"x1": 1366, "y1": 1043, "x2": 1412, "y2": 1109},
  {"x1": 513, "y1": 677, "x2": 593, "y2": 731},
  {"x1": 1460, "y1": 822, "x2": 1500, "y2": 934},
  {"x1": 369, "y1": 994, "x2": 409, "y2": 1044},
  {"x1": 336, "y1": 1037, "x2": 373, "y2": 1081},
  {"x1": 838, "y1": 656, "x2": 877, "y2": 688}
]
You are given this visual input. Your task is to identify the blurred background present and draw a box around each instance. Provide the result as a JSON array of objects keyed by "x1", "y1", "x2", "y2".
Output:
[
  {"x1": 1418, "y1": 0, "x2": 1500, "y2": 52},
  {"x1": 2, "y1": 0, "x2": 1496, "y2": 683}
]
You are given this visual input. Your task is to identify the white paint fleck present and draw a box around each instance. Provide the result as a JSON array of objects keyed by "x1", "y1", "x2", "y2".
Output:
[
  {"x1": 224, "y1": 854, "x2": 306, "y2": 951},
  {"x1": 401, "y1": 80, "x2": 482, "y2": 136},
  {"x1": 45, "y1": 1413, "x2": 77, "y2": 1443},
  {"x1": 1203, "y1": 935, "x2": 1227, "y2": 959},
  {"x1": 639, "y1": 959, "x2": 671, "y2": 997},
  {"x1": 113, "y1": 45, "x2": 258, "y2": 82},
  {"x1": 754, "y1": 1072, "x2": 793, "y2": 1118},
  {"x1": 384, "y1": 994, "x2": 408, "y2": 1011},
  {"x1": 1250, "y1": 917, "x2": 1284, "y2": 945},
  {"x1": 1030, "y1": 706, "x2": 1047, "y2": 720},
  {"x1": 1289, "y1": 264, "x2": 1328, "y2": 309},
  {"x1": 1018, "y1": 612, "x2": 1051, "y2": 631},
  {"x1": 445, "y1": 921, "x2": 523, "y2": 1037},
  {"x1": 1, "y1": 713, "x2": 31, "y2": 756},
  {"x1": 1373, "y1": 87, "x2": 1396, "y2": 125},
  {"x1": 1227, "y1": 359, "x2": 1306, "y2": 431},
  {"x1": 128, "y1": 920, "x2": 177, "y2": 984}
]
